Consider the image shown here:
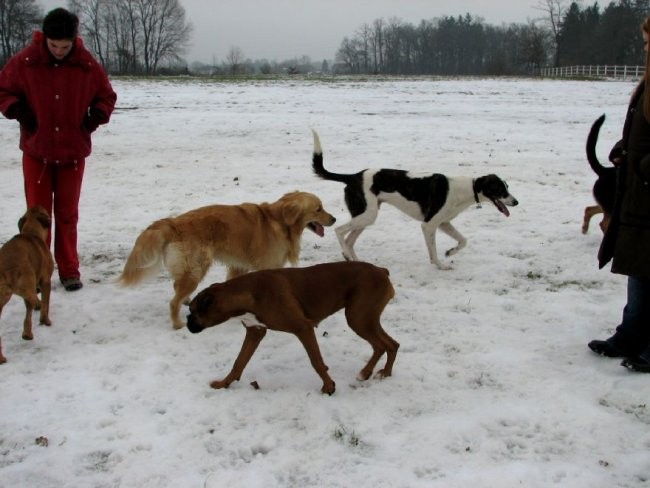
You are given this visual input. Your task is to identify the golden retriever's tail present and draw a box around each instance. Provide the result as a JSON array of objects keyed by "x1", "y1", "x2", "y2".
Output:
[{"x1": 116, "y1": 224, "x2": 168, "y2": 287}]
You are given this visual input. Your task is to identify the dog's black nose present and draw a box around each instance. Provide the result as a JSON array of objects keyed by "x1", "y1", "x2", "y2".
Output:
[{"x1": 186, "y1": 314, "x2": 203, "y2": 334}]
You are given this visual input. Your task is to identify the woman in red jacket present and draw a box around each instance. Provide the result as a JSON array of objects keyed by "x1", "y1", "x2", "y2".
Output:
[{"x1": 0, "y1": 8, "x2": 117, "y2": 291}]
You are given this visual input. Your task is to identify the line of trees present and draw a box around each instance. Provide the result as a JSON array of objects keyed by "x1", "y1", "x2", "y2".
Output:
[
  {"x1": 335, "y1": 16, "x2": 549, "y2": 76},
  {"x1": 0, "y1": 0, "x2": 192, "y2": 74},
  {"x1": 0, "y1": 0, "x2": 41, "y2": 64},
  {"x1": 334, "y1": 1, "x2": 650, "y2": 75},
  {"x1": 1, "y1": 0, "x2": 649, "y2": 76}
]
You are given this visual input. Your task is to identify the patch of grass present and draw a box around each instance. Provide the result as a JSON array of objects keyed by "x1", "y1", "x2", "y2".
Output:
[{"x1": 332, "y1": 424, "x2": 361, "y2": 447}]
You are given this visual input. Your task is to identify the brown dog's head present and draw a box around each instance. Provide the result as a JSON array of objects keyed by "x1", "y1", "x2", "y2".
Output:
[
  {"x1": 17, "y1": 205, "x2": 51, "y2": 241},
  {"x1": 474, "y1": 174, "x2": 518, "y2": 217},
  {"x1": 186, "y1": 284, "x2": 232, "y2": 333},
  {"x1": 278, "y1": 191, "x2": 336, "y2": 236}
]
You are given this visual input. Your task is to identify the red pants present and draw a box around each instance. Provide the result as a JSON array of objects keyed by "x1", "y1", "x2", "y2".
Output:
[{"x1": 22, "y1": 153, "x2": 85, "y2": 280}]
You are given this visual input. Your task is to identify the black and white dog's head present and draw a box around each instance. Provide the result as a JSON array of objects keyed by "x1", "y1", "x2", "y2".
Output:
[{"x1": 474, "y1": 174, "x2": 518, "y2": 216}]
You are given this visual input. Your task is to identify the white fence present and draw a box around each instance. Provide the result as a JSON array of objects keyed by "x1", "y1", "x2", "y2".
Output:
[{"x1": 540, "y1": 65, "x2": 645, "y2": 79}]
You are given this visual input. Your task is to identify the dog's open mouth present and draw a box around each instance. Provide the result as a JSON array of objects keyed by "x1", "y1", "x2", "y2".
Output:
[
  {"x1": 308, "y1": 222, "x2": 325, "y2": 237},
  {"x1": 491, "y1": 199, "x2": 510, "y2": 217}
]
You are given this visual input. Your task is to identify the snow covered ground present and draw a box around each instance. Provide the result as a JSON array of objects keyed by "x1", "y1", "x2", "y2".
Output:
[{"x1": 0, "y1": 76, "x2": 648, "y2": 488}]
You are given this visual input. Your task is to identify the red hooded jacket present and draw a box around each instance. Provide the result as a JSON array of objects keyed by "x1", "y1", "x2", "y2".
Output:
[{"x1": 0, "y1": 32, "x2": 116, "y2": 163}]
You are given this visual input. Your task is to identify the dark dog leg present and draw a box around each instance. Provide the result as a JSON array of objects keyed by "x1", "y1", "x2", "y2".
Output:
[
  {"x1": 599, "y1": 213, "x2": 611, "y2": 233},
  {"x1": 210, "y1": 325, "x2": 267, "y2": 389},
  {"x1": 583, "y1": 205, "x2": 603, "y2": 234},
  {"x1": 295, "y1": 328, "x2": 336, "y2": 395},
  {"x1": 39, "y1": 280, "x2": 52, "y2": 326},
  {"x1": 21, "y1": 294, "x2": 38, "y2": 340},
  {"x1": 0, "y1": 337, "x2": 5, "y2": 364},
  {"x1": 355, "y1": 326, "x2": 400, "y2": 380}
]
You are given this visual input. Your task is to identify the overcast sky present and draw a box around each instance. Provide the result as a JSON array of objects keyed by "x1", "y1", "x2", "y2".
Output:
[{"x1": 41, "y1": 1, "x2": 541, "y2": 63}]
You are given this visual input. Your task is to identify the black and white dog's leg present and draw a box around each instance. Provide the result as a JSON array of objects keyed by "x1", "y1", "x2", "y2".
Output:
[
  {"x1": 335, "y1": 203, "x2": 379, "y2": 261},
  {"x1": 344, "y1": 228, "x2": 365, "y2": 257},
  {"x1": 335, "y1": 222, "x2": 360, "y2": 261},
  {"x1": 439, "y1": 222, "x2": 467, "y2": 257},
  {"x1": 421, "y1": 221, "x2": 450, "y2": 270}
]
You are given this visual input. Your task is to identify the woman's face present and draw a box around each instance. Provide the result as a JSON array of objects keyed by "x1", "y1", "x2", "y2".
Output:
[{"x1": 46, "y1": 38, "x2": 74, "y2": 60}]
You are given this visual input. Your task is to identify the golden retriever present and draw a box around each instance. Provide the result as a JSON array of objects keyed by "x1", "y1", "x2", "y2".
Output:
[
  {"x1": 117, "y1": 191, "x2": 336, "y2": 329},
  {"x1": 0, "y1": 206, "x2": 54, "y2": 363}
]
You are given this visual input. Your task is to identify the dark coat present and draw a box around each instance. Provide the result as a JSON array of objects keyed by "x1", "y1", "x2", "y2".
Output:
[
  {"x1": 0, "y1": 32, "x2": 116, "y2": 163},
  {"x1": 598, "y1": 82, "x2": 650, "y2": 279}
]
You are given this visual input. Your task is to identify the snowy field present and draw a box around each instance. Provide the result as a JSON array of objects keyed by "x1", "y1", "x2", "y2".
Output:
[{"x1": 0, "y1": 76, "x2": 648, "y2": 488}]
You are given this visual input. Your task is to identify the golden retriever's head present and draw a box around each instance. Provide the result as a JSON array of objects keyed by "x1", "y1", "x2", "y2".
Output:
[
  {"x1": 278, "y1": 191, "x2": 336, "y2": 236},
  {"x1": 17, "y1": 205, "x2": 51, "y2": 241}
]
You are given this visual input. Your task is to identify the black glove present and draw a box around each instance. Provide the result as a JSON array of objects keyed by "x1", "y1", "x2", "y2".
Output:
[
  {"x1": 83, "y1": 107, "x2": 106, "y2": 133},
  {"x1": 7, "y1": 102, "x2": 37, "y2": 133}
]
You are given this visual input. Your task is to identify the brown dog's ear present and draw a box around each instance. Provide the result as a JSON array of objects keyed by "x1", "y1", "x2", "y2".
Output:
[
  {"x1": 196, "y1": 292, "x2": 214, "y2": 314},
  {"x1": 37, "y1": 213, "x2": 52, "y2": 229},
  {"x1": 17, "y1": 216, "x2": 26, "y2": 231}
]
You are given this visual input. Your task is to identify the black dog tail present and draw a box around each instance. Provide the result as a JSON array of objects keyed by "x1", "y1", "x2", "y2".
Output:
[
  {"x1": 586, "y1": 114, "x2": 609, "y2": 177},
  {"x1": 311, "y1": 129, "x2": 358, "y2": 184}
]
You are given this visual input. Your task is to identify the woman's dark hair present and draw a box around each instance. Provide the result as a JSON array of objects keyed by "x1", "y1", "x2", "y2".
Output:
[{"x1": 42, "y1": 8, "x2": 79, "y2": 40}]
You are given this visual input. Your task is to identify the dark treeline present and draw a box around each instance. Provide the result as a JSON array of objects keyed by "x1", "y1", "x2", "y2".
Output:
[
  {"x1": 558, "y1": 0, "x2": 648, "y2": 66},
  {"x1": 334, "y1": 1, "x2": 650, "y2": 76},
  {"x1": 1, "y1": 0, "x2": 649, "y2": 75}
]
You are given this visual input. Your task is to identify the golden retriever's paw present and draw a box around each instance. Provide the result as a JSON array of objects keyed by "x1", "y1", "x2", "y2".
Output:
[
  {"x1": 0, "y1": 356, "x2": 6, "y2": 364},
  {"x1": 22, "y1": 332, "x2": 34, "y2": 341}
]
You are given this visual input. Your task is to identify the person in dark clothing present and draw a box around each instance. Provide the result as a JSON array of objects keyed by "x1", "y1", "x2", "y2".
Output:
[
  {"x1": 588, "y1": 16, "x2": 650, "y2": 372},
  {"x1": 0, "y1": 8, "x2": 116, "y2": 291}
]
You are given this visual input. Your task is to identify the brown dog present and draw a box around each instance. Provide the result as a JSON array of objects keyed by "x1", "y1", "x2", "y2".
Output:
[
  {"x1": 0, "y1": 206, "x2": 54, "y2": 363},
  {"x1": 186, "y1": 261, "x2": 399, "y2": 395},
  {"x1": 118, "y1": 191, "x2": 336, "y2": 329}
]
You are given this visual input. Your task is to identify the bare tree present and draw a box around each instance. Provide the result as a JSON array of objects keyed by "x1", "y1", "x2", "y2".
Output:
[
  {"x1": 111, "y1": 0, "x2": 141, "y2": 74},
  {"x1": 371, "y1": 18, "x2": 385, "y2": 72},
  {"x1": 535, "y1": 0, "x2": 577, "y2": 66},
  {"x1": 135, "y1": 0, "x2": 192, "y2": 74},
  {"x1": 69, "y1": 0, "x2": 111, "y2": 68},
  {"x1": 518, "y1": 21, "x2": 552, "y2": 72},
  {"x1": 335, "y1": 36, "x2": 363, "y2": 73},
  {"x1": 225, "y1": 45, "x2": 244, "y2": 74},
  {"x1": 0, "y1": 0, "x2": 42, "y2": 65}
]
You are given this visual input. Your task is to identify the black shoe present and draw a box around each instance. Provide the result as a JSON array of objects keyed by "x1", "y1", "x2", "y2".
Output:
[
  {"x1": 621, "y1": 356, "x2": 650, "y2": 373},
  {"x1": 588, "y1": 340, "x2": 627, "y2": 358},
  {"x1": 61, "y1": 277, "x2": 83, "y2": 292}
]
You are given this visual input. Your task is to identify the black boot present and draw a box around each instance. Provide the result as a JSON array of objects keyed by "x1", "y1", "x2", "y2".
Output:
[{"x1": 588, "y1": 340, "x2": 628, "y2": 358}]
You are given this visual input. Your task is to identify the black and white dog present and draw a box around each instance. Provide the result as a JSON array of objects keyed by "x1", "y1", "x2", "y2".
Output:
[{"x1": 311, "y1": 130, "x2": 518, "y2": 269}]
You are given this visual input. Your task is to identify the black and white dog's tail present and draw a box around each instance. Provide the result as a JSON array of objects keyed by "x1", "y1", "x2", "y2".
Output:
[
  {"x1": 586, "y1": 114, "x2": 609, "y2": 177},
  {"x1": 311, "y1": 130, "x2": 359, "y2": 184}
]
